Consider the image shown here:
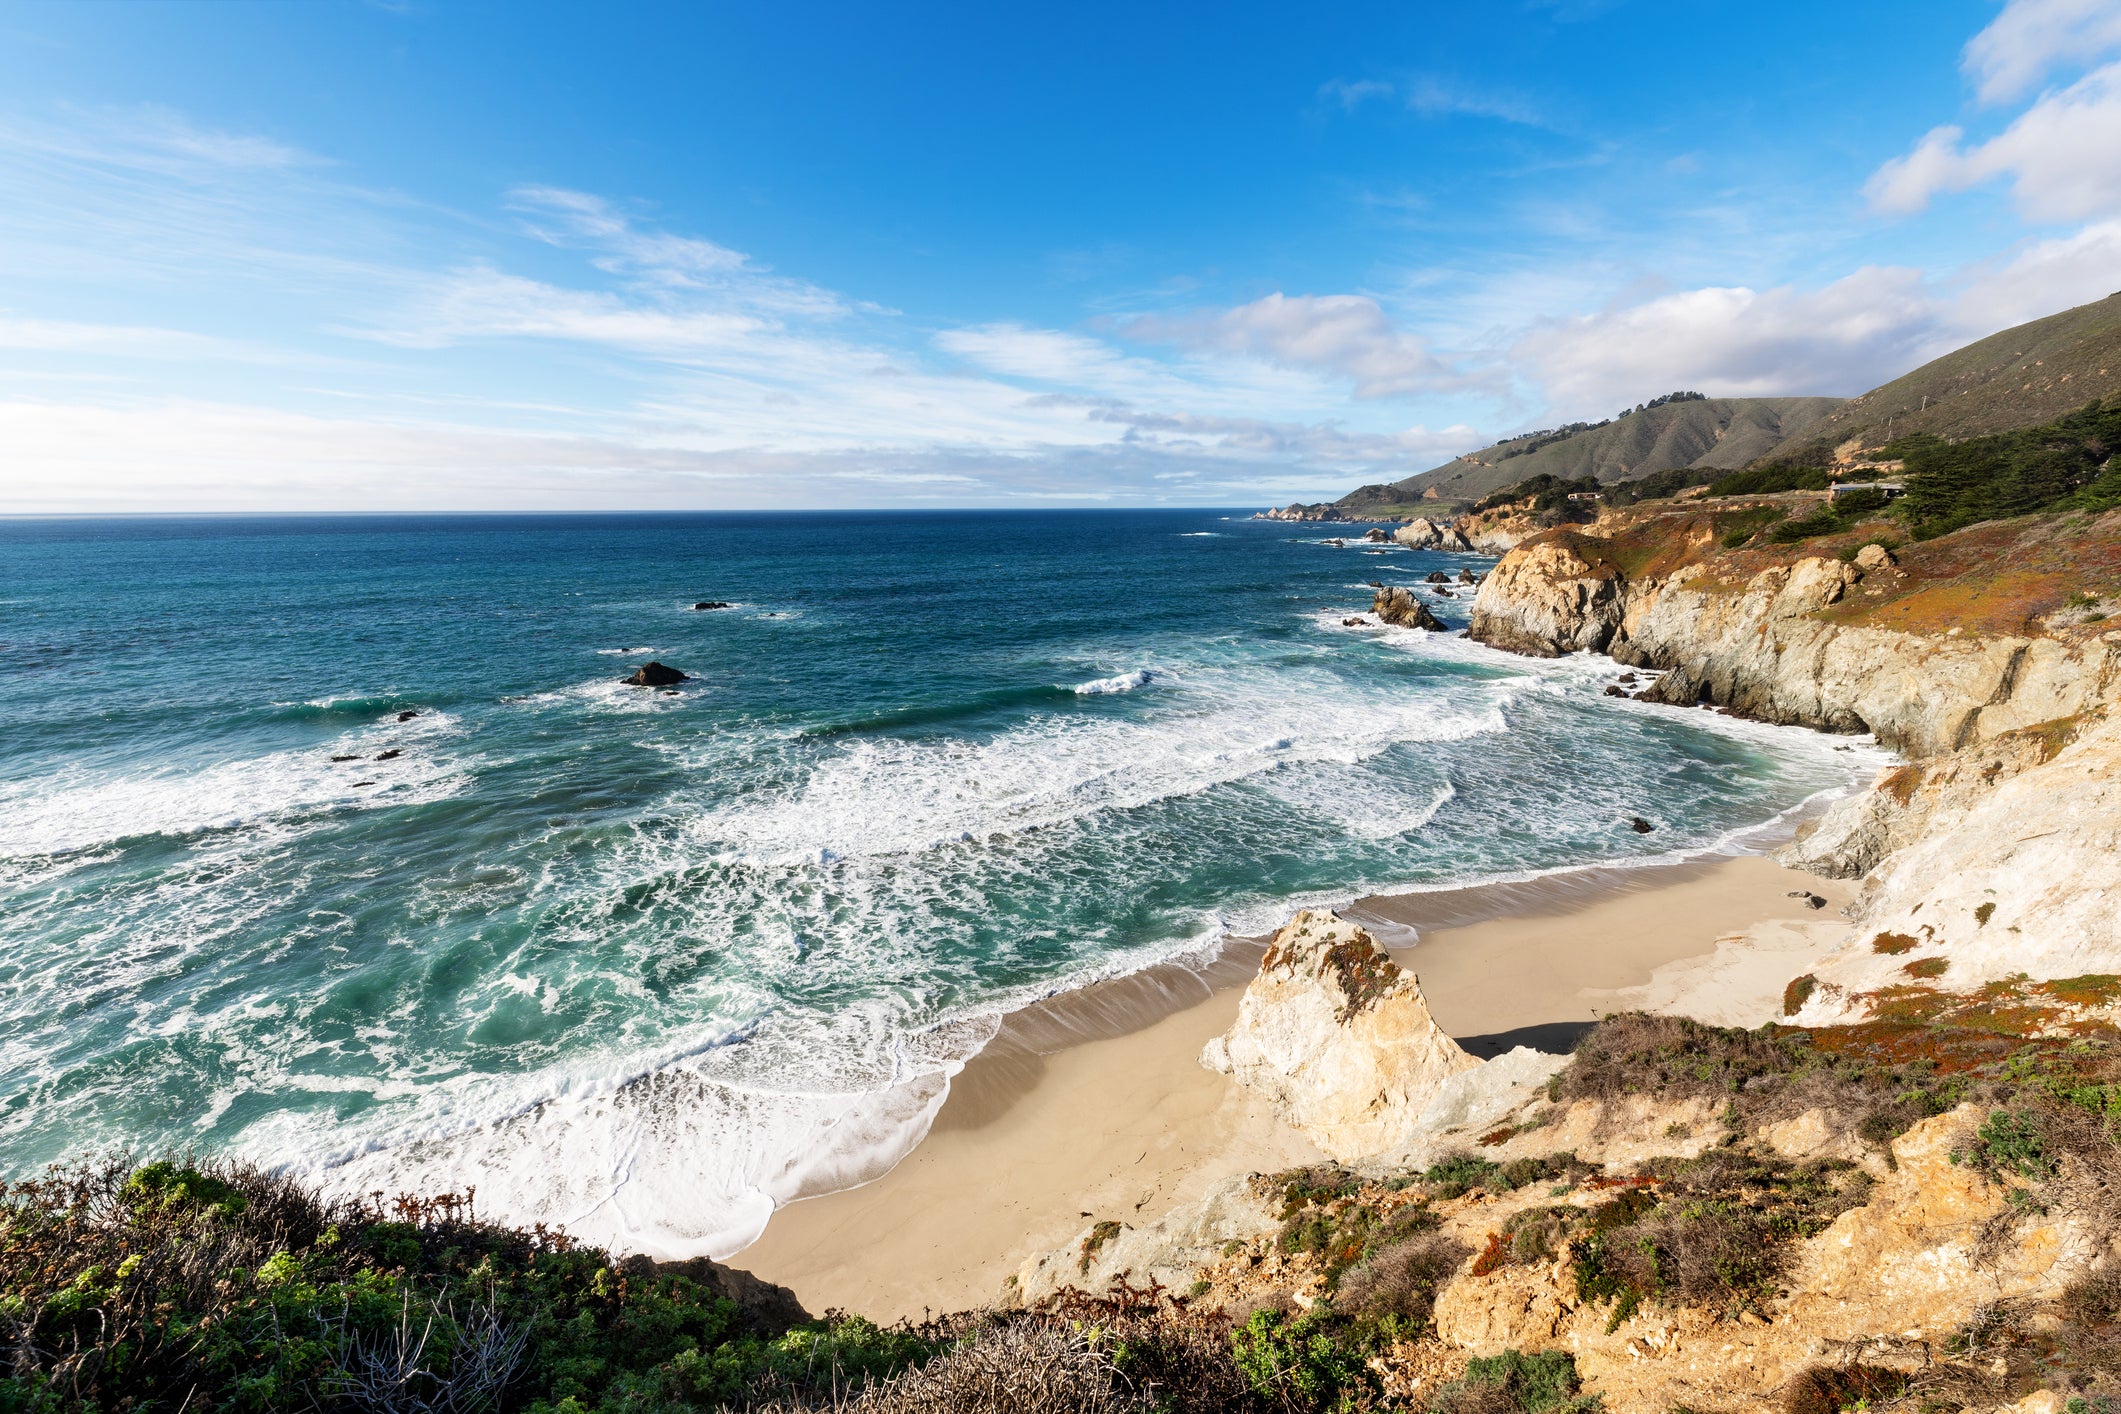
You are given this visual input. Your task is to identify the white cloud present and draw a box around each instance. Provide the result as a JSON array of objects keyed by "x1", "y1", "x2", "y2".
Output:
[
  {"x1": 357, "y1": 264, "x2": 775, "y2": 351},
  {"x1": 1964, "y1": 0, "x2": 2121, "y2": 103},
  {"x1": 1865, "y1": 61, "x2": 2121, "y2": 221},
  {"x1": 1315, "y1": 75, "x2": 1542, "y2": 125},
  {"x1": 1319, "y1": 79, "x2": 1394, "y2": 111},
  {"x1": 1945, "y1": 217, "x2": 2121, "y2": 332},
  {"x1": 1510, "y1": 268, "x2": 1946, "y2": 414},
  {"x1": 1123, "y1": 293, "x2": 1454, "y2": 399},
  {"x1": 0, "y1": 315, "x2": 242, "y2": 357}
]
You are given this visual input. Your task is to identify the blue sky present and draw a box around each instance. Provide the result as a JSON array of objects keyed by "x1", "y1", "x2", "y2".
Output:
[{"x1": 3, "y1": 0, "x2": 2120, "y2": 511}]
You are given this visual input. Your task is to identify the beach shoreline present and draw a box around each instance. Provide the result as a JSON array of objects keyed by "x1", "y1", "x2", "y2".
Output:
[{"x1": 733, "y1": 846, "x2": 1858, "y2": 1321}]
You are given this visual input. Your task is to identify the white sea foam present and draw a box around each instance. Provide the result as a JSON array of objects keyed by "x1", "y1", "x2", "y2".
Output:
[
  {"x1": 0, "y1": 713, "x2": 469, "y2": 857},
  {"x1": 1072, "y1": 668, "x2": 1160, "y2": 695}
]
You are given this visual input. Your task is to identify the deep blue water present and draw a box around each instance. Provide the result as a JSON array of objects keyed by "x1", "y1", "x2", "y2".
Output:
[{"x1": 0, "y1": 509, "x2": 1869, "y2": 1253}]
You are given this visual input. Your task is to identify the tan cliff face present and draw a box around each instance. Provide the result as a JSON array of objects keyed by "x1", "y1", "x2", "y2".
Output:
[
  {"x1": 1463, "y1": 501, "x2": 2121, "y2": 1032},
  {"x1": 1466, "y1": 506, "x2": 2121, "y2": 758}
]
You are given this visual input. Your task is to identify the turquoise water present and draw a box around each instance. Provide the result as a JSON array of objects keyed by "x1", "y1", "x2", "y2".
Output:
[{"x1": 0, "y1": 510, "x2": 1868, "y2": 1253}]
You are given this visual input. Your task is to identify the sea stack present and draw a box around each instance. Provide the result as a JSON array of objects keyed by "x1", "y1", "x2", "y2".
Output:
[{"x1": 624, "y1": 661, "x2": 690, "y2": 686}]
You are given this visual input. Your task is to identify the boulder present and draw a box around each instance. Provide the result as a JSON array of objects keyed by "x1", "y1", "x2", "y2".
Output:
[
  {"x1": 374, "y1": 749, "x2": 402, "y2": 762},
  {"x1": 624, "y1": 661, "x2": 690, "y2": 686},
  {"x1": 1853, "y1": 543, "x2": 1897, "y2": 570},
  {"x1": 1457, "y1": 569, "x2": 1478, "y2": 585},
  {"x1": 1629, "y1": 816, "x2": 1654, "y2": 833},
  {"x1": 1201, "y1": 910, "x2": 1480, "y2": 1161},
  {"x1": 1342, "y1": 617, "x2": 1368, "y2": 627},
  {"x1": 1394, "y1": 519, "x2": 1444, "y2": 548},
  {"x1": 693, "y1": 600, "x2": 733, "y2": 610},
  {"x1": 1371, "y1": 587, "x2": 1446, "y2": 631},
  {"x1": 396, "y1": 709, "x2": 420, "y2": 722},
  {"x1": 1364, "y1": 528, "x2": 1391, "y2": 543},
  {"x1": 1425, "y1": 572, "x2": 1449, "y2": 584}
]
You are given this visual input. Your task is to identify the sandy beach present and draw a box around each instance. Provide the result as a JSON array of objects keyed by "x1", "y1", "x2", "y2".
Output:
[{"x1": 735, "y1": 851, "x2": 1856, "y2": 1320}]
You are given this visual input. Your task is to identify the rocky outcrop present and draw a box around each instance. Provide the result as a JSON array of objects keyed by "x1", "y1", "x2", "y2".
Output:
[
  {"x1": 1371, "y1": 587, "x2": 1446, "y2": 631},
  {"x1": 1464, "y1": 538, "x2": 1625, "y2": 657},
  {"x1": 1787, "y1": 711, "x2": 2121, "y2": 1024},
  {"x1": 1777, "y1": 716, "x2": 2090, "y2": 877},
  {"x1": 1200, "y1": 911, "x2": 1481, "y2": 1162},
  {"x1": 1468, "y1": 536, "x2": 2121, "y2": 758},
  {"x1": 1005, "y1": 1173, "x2": 1280, "y2": 1308},
  {"x1": 1393, "y1": 518, "x2": 1473, "y2": 551},
  {"x1": 624, "y1": 661, "x2": 690, "y2": 686}
]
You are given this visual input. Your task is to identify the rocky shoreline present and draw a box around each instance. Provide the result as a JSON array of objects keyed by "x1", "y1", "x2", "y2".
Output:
[{"x1": 989, "y1": 499, "x2": 2121, "y2": 1410}]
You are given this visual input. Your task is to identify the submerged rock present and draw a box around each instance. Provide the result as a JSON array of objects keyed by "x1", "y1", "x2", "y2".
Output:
[
  {"x1": 397, "y1": 709, "x2": 421, "y2": 722},
  {"x1": 692, "y1": 600, "x2": 733, "y2": 611},
  {"x1": 1629, "y1": 815, "x2": 1655, "y2": 833},
  {"x1": 624, "y1": 661, "x2": 690, "y2": 686},
  {"x1": 374, "y1": 749, "x2": 402, "y2": 762}
]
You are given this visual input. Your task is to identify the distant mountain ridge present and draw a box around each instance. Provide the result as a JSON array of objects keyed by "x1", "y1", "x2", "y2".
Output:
[
  {"x1": 1756, "y1": 290, "x2": 2121, "y2": 462},
  {"x1": 1321, "y1": 396, "x2": 1844, "y2": 515}
]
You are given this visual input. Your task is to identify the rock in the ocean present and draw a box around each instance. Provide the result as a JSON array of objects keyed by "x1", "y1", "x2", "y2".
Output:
[
  {"x1": 396, "y1": 709, "x2": 420, "y2": 722},
  {"x1": 1425, "y1": 571, "x2": 1449, "y2": 584},
  {"x1": 1202, "y1": 910, "x2": 1480, "y2": 1161},
  {"x1": 624, "y1": 661, "x2": 690, "y2": 686},
  {"x1": 1434, "y1": 586, "x2": 1454, "y2": 598},
  {"x1": 330, "y1": 754, "x2": 360, "y2": 762},
  {"x1": 1394, "y1": 519, "x2": 1444, "y2": 548},
  {"x1": 1366, "y1": 580, "x2": 1383, "y2": 588},
  {"x1": 1371, "y1": 587, "x2": 1446, "y2": 631},
  {"x1": 1629, "y1": 815, "x2": 1654, "y2": 833},
  {"x1": 1342, "y1": 617, "x2": 1368, "y2": 627},
  {"x1": 692, "y1": 600, "x2": 734, "y2": 611},
  {"x1": 1604, "y1": 685, "x2": 1627, "y2": 697},
  {"x1": 1457, "y1": 569, "x2": 1478, "y2": 585},
  {"x1": 1364, "y1": 527, "x2": 1391, "y2": 543},
  {"x1": 374, "y1": 749, "x2": 402, "y2": 761}
]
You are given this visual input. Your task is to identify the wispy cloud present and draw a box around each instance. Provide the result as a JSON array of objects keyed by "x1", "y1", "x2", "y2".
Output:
[
  {"x1": 1865, "y1": 61, "x2": 2121, "y2": 221},
  {"x1": 1316, "y1": 75, "x2": 1545, "y2": 126},
  {"x1": 1963, "y1": 0, "x2": 2121, "y2": 103},
  {"x1": 1121, "y1": 293, "x2": 1467, "y2": 400}
]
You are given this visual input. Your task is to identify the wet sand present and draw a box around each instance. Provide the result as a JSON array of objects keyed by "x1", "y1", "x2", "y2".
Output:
[{"x1": 733, "y1": 852, "x2": 1856, "y2": 1320}]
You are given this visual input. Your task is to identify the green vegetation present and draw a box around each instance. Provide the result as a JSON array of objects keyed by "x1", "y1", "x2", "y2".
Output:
[
  {"x1": 1885, "y1": 397, "x2": 2121, "y2": 539},
  {"x1": 1470, "y1": 474, "x2": 1601, "y2": 518},
  {"x1": 0, "y1": 1159, "x2": 936, "y2": 1414},
  {"x1": 1426, "y1": 1350, "x2": 1597, "y2": 1413}
]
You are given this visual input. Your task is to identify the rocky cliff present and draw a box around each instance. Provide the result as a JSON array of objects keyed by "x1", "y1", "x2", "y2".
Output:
[{"x1": 1460, "y1": 500, "x2": 2121, "y2": 1032}]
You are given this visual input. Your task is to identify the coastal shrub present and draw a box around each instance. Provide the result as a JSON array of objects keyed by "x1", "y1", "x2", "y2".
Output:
[
  {"x1": 0, "y1": 1156, "x2": 940, "y2": 1414},
  {"x1": 1330, "y1": 1233, "x2": 1468, "y2": 1337},
  {"x1": 1780, "y1": 1362, "x2": 1911, "y2": 1414},
  {"x1": 1888, "y1": 397, "x2": 2121, "y2": 539},
  {"x1": 1716, "y1": 505, "x2": 1787, "y2": 548},
  {"x1": 1229, "y1": 1308, "x2": 1369, "y2": 1410},
  {"x1": 1425, "y1": 1349, "x2": 1597, "y2": 1413}
]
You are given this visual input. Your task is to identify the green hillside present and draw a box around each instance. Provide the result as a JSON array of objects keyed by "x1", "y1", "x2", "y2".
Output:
[
  {"x1": 1343, "y1": 396, "x2": 1843, "y2": 509},
  {"x1": 1757, "y1": 290, "x2": 2121, "y2": 460}
]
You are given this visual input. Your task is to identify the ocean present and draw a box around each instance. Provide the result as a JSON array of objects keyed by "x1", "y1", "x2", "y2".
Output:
[{"x1": 0, "y1": 509, "x2": 1876, "y2": 1254}]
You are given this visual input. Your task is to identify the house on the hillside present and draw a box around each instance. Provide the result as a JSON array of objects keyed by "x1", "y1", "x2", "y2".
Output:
[{"x1": 1827, "y1": 481, "x2": 1906, "y2": 503}]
